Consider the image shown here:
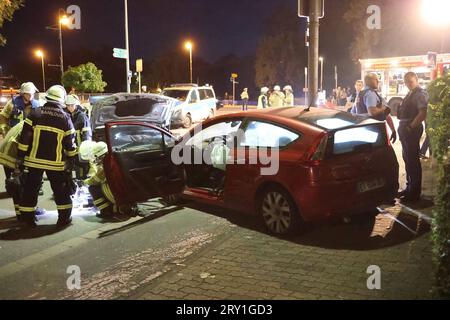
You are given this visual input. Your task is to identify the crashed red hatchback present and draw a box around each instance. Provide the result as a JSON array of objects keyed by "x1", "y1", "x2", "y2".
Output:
[{"x1": 102, "y1": 107, "x2": 399, "y2": 235}]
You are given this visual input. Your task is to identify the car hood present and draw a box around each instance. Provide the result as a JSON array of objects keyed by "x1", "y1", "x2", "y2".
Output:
[{"x1": 91, "y1": 93, "x2": 177, "y2": 129}]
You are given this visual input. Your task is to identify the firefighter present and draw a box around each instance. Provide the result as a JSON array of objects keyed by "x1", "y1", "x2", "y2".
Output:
[
  {"x1": 16, "y1": 85, "x2": 77, "y2": 228},
  {"x1": 0, "y1": 82, "x2": 40, "y2": 183},
  {"x1": 269, "y1": 85, "x2": 285, "y2": 108},
  {"x1": 283, "y1": 85, "x2": 294, "y2": 107},
  {"x1": 79, "y1": 141, "x2": 116, "y2": 218},
  {"x1": 257, "y1": 87, "x2": 269, "y2": 109},
  {"x1": 64, "y1": 94, "x2": 92, "y2": 179}
]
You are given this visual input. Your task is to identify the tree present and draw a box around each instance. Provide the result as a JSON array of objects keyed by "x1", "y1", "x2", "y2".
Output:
[
  {"x1": 255, "y1": 5, "x2": 306, "y2": 88},
  {"x1": 62, "y1": 63, "x2": 107, "y2": 93},
  {"x1": 0, "y1": 0, "x2": 24, "y2": 46}
]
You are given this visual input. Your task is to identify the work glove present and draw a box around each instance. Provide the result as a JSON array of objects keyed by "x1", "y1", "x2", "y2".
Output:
[
  {"x1": 64, "y1": 157, "x2": 75, "y2": 172},
  {"x1": 15, "y1": 158, "x2": 24, "y2": 174},
  {"x1": 390, "y1": 131, "x2": 397, "y2": 144}
]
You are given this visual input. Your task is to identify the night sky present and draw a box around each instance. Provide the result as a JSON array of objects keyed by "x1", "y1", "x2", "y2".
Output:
[{"x1": 0, "y1": 0, "x2": 448, "y2": 94}]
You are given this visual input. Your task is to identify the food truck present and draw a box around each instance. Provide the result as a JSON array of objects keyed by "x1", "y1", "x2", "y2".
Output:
[{"x1": 359, "y1": 53, "x2": 450, "y2": 115}]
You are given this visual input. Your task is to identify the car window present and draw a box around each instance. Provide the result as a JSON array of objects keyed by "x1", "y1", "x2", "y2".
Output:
[
  {"x1": 110, "y1": 124, "x2": 164, "y2": 153},
  {"x1": 199, "y1": 89, "x2": 215, "y2": 100},
  {"x1": 240, "y1": 121, "x2": 300, "y2": 148},
  {"x1": 185, "y1": 120, "x2": 242, "y2": 149},
  {"x1": 161, "y1": 89, "x2": 189, "y2": 101},
  {"x1": 164, "y1": 134, "x2": 176, "y2": 148},
  {"x1": 332, "y1": 124, "x2": 385, "y2": 155},
  {"x1": 189, "y1": 90, "x2": 199, "y2": 103}
]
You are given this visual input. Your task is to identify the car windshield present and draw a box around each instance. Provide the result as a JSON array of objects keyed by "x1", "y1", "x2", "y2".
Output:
[{"x1": 161, "y1": 89, "x2": 189, "y2": 101}]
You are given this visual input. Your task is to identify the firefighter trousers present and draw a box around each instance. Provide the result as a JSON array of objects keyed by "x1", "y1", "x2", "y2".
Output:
[
  {"x1": 89, "y1": 184, "x2": 114, "y2": 215},
  {"x1": 19, "y1": 168, "x2": 73, "y2": 219}
]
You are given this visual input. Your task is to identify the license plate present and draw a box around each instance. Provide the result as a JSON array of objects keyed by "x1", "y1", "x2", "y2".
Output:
[{"x1": 357, "y1": 178, "x2": 385, "y2": 193}]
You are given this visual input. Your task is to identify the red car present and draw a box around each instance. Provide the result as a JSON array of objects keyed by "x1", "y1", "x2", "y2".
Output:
[{"x1": 102, "y1": 107, "x2": 399, "y2": 235}]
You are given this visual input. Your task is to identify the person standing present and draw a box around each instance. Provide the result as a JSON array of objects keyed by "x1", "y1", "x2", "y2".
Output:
[
  {"x1": 283, "y1": 85, "x2": 295, "y2": 107},
  {"x1": 240, "y1": 88, "x2": 249, "y2": 111},
  {"x1": 64, "y1": 94, "x2": 92, "y2": 179},
  {"x1": 269, "y1": 85, "x2": 285, "y2": 108},
  {"x1": 397, "y1": 72, "x2": 428, "y2": 202},
  {"x1": 16, "y1": 85, "x2": 77, "y2": 227},
  {"x1": 355, "y1": 73, "x2": 397, "y2": 144},
  {"x1": 257, "y1": 87, "x2": 269, "y2": 109},
  {"x1": 0, "y1": 83, "x2": 40, "y2": 182},
  {"x1": 349, "y1": 80, "x2": 364, "y2": 113}
]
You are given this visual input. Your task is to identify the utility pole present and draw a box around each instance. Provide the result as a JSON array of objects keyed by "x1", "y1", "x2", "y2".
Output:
[
  {"x1": 307, "y1": 0, "x2": 321, "y2": 108},
  {"x1": 125, "y1": 0, "x2": 131, "y2": 93},
  {"x1": 334, "y1": 65, "x2": 338, "y2": 90}
]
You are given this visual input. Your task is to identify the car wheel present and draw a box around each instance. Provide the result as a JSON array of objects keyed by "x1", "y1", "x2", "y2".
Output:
[
  {"x1": 182, "y1": 114, "x2": 192, "y2": 128},
  {"x1": 258, "y1": 186, "x2": 302, "y2": 235},
  {"x1": 207, "y1": 109, "x2": 215, "y2": 119}
]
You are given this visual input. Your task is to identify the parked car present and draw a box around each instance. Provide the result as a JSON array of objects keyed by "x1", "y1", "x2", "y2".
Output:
[
  {"x1": 100, "y1": 107, "x2": 399, "y2": 235},
  {"x1": 161, "y1": 84, "x2": 217, "y2": 128},
  {"x1": 90, "y1": 93, "x2": 177, "y2": 142}
]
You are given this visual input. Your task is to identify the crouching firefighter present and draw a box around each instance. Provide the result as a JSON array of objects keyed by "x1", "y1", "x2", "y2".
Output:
[
  {"x1": 16, "y1": 85, "x2": 78, "y2": 228},
  {"x1": 64, "y1": 94, "x2": 93, "y2": 179},
  {"x1": 79, "y1": 141, "x2": 117, "y2": 218}
]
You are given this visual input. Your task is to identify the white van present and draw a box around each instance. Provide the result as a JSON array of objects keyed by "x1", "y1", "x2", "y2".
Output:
[{"x1": 161, "y1": 84, "x2": 217, "y2": 128}]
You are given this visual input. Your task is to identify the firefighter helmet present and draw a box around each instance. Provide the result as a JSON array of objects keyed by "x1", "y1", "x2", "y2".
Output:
[
  {"x1": 46, "y1": 85, "x2": 67, "y2": 103},
  {"x1": 92, "y1": 142, "x2": 108, "y2": 159},
  {"x1": 79, "y1": 140, "x2": 96, "y2": 161},
  {"x1": 65, "y1": 94, "x2": 81, "y2": 106},
  {"x1": 274, "y1": 85, "x2": 281, "y2": 91},
  {"x1": 20, "y1": 82, "x2": 38, "y2": 95}
]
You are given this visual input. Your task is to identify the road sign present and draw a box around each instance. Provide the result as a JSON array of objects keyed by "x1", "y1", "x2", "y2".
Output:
[
  {"x1": 113, "y1": 48, "x2": 128, "y2": 59},
  {"x1": 136, "y1": 59, "x2": 143, "y2": 72},
  {"x1": 298, "y1": 0, "x2": 324, "y2": 18},
  {"x1": 231, "y1": 73, "x2": 238, "y2": 79}
]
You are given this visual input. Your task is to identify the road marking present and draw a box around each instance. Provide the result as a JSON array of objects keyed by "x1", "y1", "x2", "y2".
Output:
[{"x1": 0, "y1": 216, "x2": 143, "y2": 280}]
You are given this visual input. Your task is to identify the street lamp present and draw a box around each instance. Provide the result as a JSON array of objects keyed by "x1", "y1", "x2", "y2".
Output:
[
  {"x1": 421, "y1": 0, "x2": 450, "y2": 52},
  {"x1": 35, "y1": 50, "x2": 46, "y2": 91},
  {"x1": 58, "y1": 12, "x2": 69, "y2": 78},
  {"x1": 185, "y1": 41, "x2": 193, "y2": 83},
  {"x1": 319, "y1": 57, "x2": 324, "y2": 92}
]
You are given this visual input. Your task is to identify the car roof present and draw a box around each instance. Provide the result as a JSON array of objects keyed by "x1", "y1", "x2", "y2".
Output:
[
  {"x1": 212, "y1": 107, "x2": 379, "y2": 132},
  {"x1": 163, "y1": 86, "x2": 214, "y2": 91}
]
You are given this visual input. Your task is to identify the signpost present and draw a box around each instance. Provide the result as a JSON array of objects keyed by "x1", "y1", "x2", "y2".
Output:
[
  {"x1": 230, "y1": 73, "x2": 238, "y2": 107},
  {"x1": 113, "y1": 48, "x2": 128, "y2": 59},
  {"x1": 136, "y1": 59, "x2": 143, "y2": 93}
]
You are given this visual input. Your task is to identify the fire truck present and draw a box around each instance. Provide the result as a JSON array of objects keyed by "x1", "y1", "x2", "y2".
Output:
[
  {"x1": 360, "y1": 53, "x2": 450, "y2": 115},
  {"x1": 0, "y1": 76, "x2": 19, "y2": 109}
]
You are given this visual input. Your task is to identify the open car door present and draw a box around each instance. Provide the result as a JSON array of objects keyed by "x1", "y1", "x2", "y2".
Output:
[{"x1": 104, "y1": 121, "x2": 185, "y2": 206}]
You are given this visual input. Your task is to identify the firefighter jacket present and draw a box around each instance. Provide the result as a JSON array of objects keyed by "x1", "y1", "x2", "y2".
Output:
[
  {"x1": 0, "y1": 96, "x2": 40, "y2": 136},
  {"x1": 84, "y1": 163, "x2": 115, "y2": 204},
  {"x1": 67, "y1": 106, "x2": 92, "y2": 147},
  {"x1": 0, "y1": 121, "x2": 24, "y2": 169},
  {"x1": 17, "y1": 102, "x2": 78, "y2": 171}
]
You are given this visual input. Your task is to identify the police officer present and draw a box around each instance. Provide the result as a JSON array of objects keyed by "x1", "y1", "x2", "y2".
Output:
[
  {"x1": 0, "y1": 82, "x2": 40, "y2": 182},
  {"x1": 257, "y1": 87, "x2": 269, "y2": 109},
  {"x1": 240, "y1": 88, "x2": 249, "y2": 111},
  {"x1": 64, "y1": 94, "x2": 92, "y2": 179},
  {"x1": 16, "y1": 85, "x2": 77, "y2": 227},
  {"x1": 283, "y1": 85, "x2": 294, "y2": 107},
  {"x1": 269, "y1": 85, "x2": 285, "y2": 108},
  {"x1": 355, "y1": 73, "x2": 397, "y2": 143},
  {"x1": 397, "y1": 72, "x2": 428, "y2": 202}
]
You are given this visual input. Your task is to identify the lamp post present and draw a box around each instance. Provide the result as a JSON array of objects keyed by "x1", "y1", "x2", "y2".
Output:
[
  {"x1": 124, "y1": 0, "x2": 131, "y2": 93},
  {"x1": 185, "y1": 41, "x2": 193, "y2": 83},
  {"x1": 35, "y1": 50, "x2": 46, "y2": 92},
  {"x1": 421, "y1": 0, "x2": 450, "y2": 52},
  {"x1": 58, "y1": 11, "x2": 69, "y2": 78},
  {"x1": 319, "y1": 57, "x2": 324, "y2": 92}
]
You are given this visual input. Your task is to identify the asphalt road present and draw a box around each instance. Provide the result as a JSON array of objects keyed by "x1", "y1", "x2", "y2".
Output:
[{"x1": 0, "y1": 106, "x2": 434, "y2": 300}]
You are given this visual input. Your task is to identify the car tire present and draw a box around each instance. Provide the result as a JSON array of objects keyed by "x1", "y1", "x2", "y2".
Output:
[
  {"x1": 182, "y1": 114, "x2": 192, "y2": 128},
  {"x1": 207, "y1": 109, "x2": 215, "y2": 119},
  {"x1": 257, "y1": 186, "x2": 303, "y2": 235}
]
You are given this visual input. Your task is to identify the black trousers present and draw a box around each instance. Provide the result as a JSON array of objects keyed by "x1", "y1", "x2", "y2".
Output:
[
  {"x1": 399, "y1": 123, "x2": 424, "y2": 197},
  {"x1": 242, "y1": 99, "x2": 249, "y2": 111},
  {"x1": 20, "y1": 168, "x2": 73, "y2": 219}
]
